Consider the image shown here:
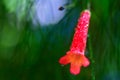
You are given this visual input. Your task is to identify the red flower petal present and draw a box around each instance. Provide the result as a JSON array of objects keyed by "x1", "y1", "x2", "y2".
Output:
[
  {"x1": 70, "y1": 61, "x2": 81, "y2": 75},
  {"x1": 82, "y1": 56, "x2": 90, "y2": 67},
  {"x1": 59, "y1": 54, "x2": 70, "y2": 65},
  {"x1": 59, "y1": 51, "x2": 90, "y2": 75}
]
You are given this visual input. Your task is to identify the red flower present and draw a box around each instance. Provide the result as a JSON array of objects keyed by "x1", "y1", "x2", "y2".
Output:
[{"x1": 59, "y1": 10, "x2": 91, "y2": 75}]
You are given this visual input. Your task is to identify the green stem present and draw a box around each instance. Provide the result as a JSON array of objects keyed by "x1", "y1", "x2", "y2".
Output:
[{"x1": 88, "y1": 33, "x2": 95, "y2": 80}]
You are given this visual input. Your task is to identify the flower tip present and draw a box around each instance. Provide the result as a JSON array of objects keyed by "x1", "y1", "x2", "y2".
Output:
[
  {"x1": 70, "y1": 65, "x2": 80, "y2": 75},
  {"x1": 82, "y1": 56, "x2": 90, "y2": 67},
  {"x1": 84, "y1": 9, "x2": 91, "y2": 15},
  {"x1": 70, "y1": 69, "x2": 80, "y2": 75},
  {"x1": 70, "y1": 61, "x2": 82, "y2": 75},
  {"x1": 81, "y1": 9, "x2": 91, "y2": 18},
  {"x1": 59, "y1": 55, "x2": 70, "y2": 65},
  {"x1": 83, "y1": 60, "x2": 90, "y2": 67}
]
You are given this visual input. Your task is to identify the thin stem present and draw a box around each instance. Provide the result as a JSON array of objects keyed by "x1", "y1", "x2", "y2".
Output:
[{"x1": 88, "y1": 33, "x2": 95, "y2": 80}]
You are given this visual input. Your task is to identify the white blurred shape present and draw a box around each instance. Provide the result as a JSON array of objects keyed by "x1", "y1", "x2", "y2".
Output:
[{"x1": 33, "y1": 0, "x2": 68, "y2": 26}]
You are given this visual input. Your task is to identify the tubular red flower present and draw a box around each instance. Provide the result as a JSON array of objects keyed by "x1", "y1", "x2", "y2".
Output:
[{"x1": 59, "y1": 10, "x2": 91, "y2": 75}]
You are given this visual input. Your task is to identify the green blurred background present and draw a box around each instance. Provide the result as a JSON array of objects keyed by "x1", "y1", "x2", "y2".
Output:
[{"x1": 0, "y1": 0, "x2": 120, "y2": 80}]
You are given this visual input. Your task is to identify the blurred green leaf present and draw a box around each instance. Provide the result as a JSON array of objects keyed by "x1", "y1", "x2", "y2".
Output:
[
  {"x1": 3, "y1": 0, "x2": 28, "y2": 20},
  {"x1": 0, "y1": 26, "x2": 20, "y2": 47}
]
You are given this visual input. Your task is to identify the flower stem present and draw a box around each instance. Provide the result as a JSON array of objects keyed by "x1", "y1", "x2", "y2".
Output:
[{"x1": 88, "y1": 33, "x2": 95, "y2": 80}]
